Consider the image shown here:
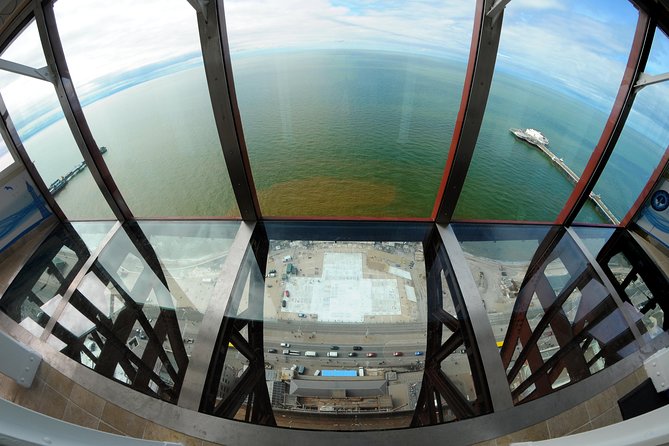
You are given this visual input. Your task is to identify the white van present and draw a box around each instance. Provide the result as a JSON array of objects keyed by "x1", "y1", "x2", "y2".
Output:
[{"x1": 326, "y1": 351, "x2": 338, "y2": 358}]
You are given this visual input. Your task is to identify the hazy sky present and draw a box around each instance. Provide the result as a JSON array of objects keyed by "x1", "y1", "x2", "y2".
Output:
[{"x1": 0, "y1": 0, "x2": 667, "y2": 161}]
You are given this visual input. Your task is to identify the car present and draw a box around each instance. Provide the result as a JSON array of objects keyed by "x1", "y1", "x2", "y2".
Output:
[
  {"x1": 281, "y1": 300, "x2": 286, "y2": 307},
  {"x1": 280, "y1": 342, "x2": 290, "y2": 348},
  {"x1": 393, "y1": 352, "x2": 403, "y2": 357},
  {"x1": 353, "y1": 346, "x2": 363, "y2": 351},
  {"x1": 414, "y1": 351, "x2": 424, "y2": 356},
  {"x1": 330, "y1": 345, "x2": 339, "y2": 350},
  {"x1": 298, "y1": 313, "x2": 306, "y2": 318},
  {"x1": 348, "y1": 352, "x2": 357, "y2": 357},
  {"x1": 284, "y1": 290, "x2": 290, "y2": 297},
  {"x1": 366, "y1": 352, "x2": 376, "y2": 357},
  {"x1": 267, "y1": 348, "x2": 277, "y2": 353}
]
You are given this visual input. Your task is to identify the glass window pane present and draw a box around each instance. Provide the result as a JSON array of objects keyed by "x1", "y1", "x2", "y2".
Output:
[
  {"x1": 0, "y1": 20, "x2": 44, "y2": 172},
  {"x1": 200, "y1": 222, "x2": 433, "y2": 429},
  {"x1": 69, "y1": 221, "x2": 117, "y2": 252},
  {"x1": 454, "y1": 1, "x2": 638, "y2": 221},
  {"x1": 226, "y1": 1, "x2": 476, "y2": 217},
  {"x1": 452, "y1": 224, "x2": 551, "y2": 344},
  {"x1": 0, "y1": 72, "x2": 115, "y2": 219},
  {"x1": 0, "y1": 20, "x2": 46, "y2": 68},
  {"x1": 575, "y1": 31, "x2": 669, "y2": 224},
  {"x1": 574, "y1": 227, "x2": 667, "y2": 341},
  {"x1": 0, "y1": 226, "x2": 94, "y2": 343},
  {"x1": 453, "y1": 224, "x2": 641, "y2": 403},
  {"x1": 47, "y1": 221, "x2": 240, "y2": 401},
  {"x1": 54, "y1": 0, "x2": 239, "y2": 218}
]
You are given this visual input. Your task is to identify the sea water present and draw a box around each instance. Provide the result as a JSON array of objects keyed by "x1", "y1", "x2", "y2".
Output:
[{"x1": 22, "y1": 50, "x2": 662, "y2": 222}]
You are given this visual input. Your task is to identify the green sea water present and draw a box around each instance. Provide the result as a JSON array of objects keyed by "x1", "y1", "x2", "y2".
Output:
[{"x1": 19, "y1": 50, "x2": 665, "y2": 222}]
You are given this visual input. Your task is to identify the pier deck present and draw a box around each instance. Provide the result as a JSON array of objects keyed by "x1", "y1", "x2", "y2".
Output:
[{"x1": 530, "y1": 141, "x2": 619, "y2": 225}]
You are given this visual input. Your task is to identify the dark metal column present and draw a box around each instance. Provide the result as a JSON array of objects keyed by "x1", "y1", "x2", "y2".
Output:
[
  {"x1": 33, "y1": 1, "x2": 133, "y2": 222},
  {"x1": 178, "y1": 222, "x2": 256, "y2": 410},
  {"x1": 555, "y1": 11, "x2": 654, "y2": 226},
  {"x1": 438, "y1": 224, "x2": 514, "y2": 411},
  {"x1": 433, "y1": 0, "x2": 504, "y2": 223},
  {"x1": 192, "y1": 0, "x2": 260, "y2": 220}
]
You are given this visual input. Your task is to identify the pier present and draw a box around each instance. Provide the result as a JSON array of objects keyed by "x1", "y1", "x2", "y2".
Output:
[
  {"x1": 511, "y1": 131, "x2": 619, "y2": 225},
  {"x1": 48, "y1": 146, "x2": 108, "y2": 196}
]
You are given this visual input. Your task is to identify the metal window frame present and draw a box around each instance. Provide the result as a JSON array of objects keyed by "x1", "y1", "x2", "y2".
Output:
[
  {"x1": 438, "y1": 224, "x2": 514, "y2": 411},
  {"x1": 192, "y1": 0, "x2": 260, "y2": 221},
  {"x1": 1, "y1": 0, "x2": 669, "y2": 440},
  {"x1": 0, "y1": 91, "x2": 66, "y2": 221},
  {"x1": 433, "y1": 0, "x2": 504, "y2": 223},
  {"x1": 178, "y1": 221, "x2": 256, "y2": 410},
  {"x1": 0, "y1": 0, "x2": 664, "y2": 229},
  {"x1": 33, "y1": 0, "x2": 132, "y2": 222}
]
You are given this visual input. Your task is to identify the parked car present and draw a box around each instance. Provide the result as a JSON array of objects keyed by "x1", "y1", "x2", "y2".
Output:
[
  {"x1": 330, "y1": 345, "x2": 339, "y2": 350},
  {"x1": 280, "y1": 342, "x2": 290, "y2": 347},
  {"x1": 284, "y1": 290, "x2": 290, "y2": 297},
  {"x1": 298, "y1": 313, "x2": 306, "y2": 318},
  {"x1": 267, "y1": 348, "x2": 277, "y2": 353},
  {"x1": 414, "y1": 351, "x2": 424, "y2": 356}
]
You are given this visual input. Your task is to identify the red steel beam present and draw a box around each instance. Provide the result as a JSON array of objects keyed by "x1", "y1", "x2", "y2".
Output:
[{"x1": 432, "y1": 0, "x2": 503, "y2": 223}]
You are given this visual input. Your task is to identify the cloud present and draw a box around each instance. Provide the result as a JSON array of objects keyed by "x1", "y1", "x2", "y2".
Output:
[
  {"x1": 646, "y1": 29, "x2": 669, "y2": 74},
  {"x1": 509, "y1": 0, "x2": 566, "y2": 10},
  {"x1": 495, "y1": 0, "x2": 638, "y2": 110},
  {"x1": 0, "y1": 0, "x2": 665, "y2": 147},
  {"x1": 225, "y1": 0, "x2": 475, "y2": 58},
  {"x1": 1, "y1": 21, "x2": 46, "y2": 68},
  {"x1": 52, "y1": 0, "x2": 201, "y2": 87}
]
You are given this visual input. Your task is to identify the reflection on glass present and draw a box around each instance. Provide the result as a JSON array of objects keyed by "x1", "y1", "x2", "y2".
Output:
[
  {"x1": 201, "y1": 222, "x2": 432, "y2": 430},
  {"x1": 0, "y1": 226, "x2": 92, "y2": 348},
  {"x1": 23, "y1": 221, "x2": 240, "y2": 402},
  {"x1": 454, "y1": 0, "x2": 638, "y2": 221},
  {"x1": 226, "y1": 1, "x2": 475, "y2": 217},
  {"x1": 574, "y1": 227, "x2": 667, "y2": 341},
  {"x1": 0, "y1": 72, "x2": 114, "y2": 219},
  {"x1": 69, "y1": 221, "x2": 117, "y2": 252},
  {"x1": 426, "y1": 244, "x2": 489, "y2": 425},
  {"x1": 576, "y1": 31, "x2": 669, "y2": 223},
  {"x1": 54, "y1": 0, "x2": 238, "y2": 218},
  {"x1": 453, "y1": 224, "x2": 550, "y2": 344},
  {"x1": 454, "y1": 224, "x2": 643, "y2": 403}
]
